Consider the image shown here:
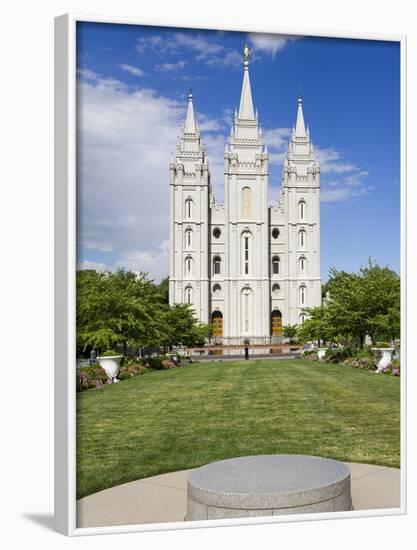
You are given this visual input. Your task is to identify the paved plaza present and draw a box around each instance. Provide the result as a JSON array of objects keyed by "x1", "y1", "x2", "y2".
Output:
[{"x1": 77, "y1": 462, "x2": 401, "y2": 528}]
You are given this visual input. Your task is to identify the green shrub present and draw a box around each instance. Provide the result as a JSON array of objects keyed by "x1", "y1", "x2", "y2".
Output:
[
  {"x1": 119, "y1": 364, "x2": 147, "y2": 380},
  {"x1": 392, "y1": 361, "x2": 400, "y2": 376},
  {"x1": 355, "y1": 347, "x2": 373, "y2": 359},
  {"x1": 342, "y1": 357, "x2": 376, "y2": 370},
  {"x1": 324, "y1": 348, "x2": 352, "y2": 364},
  {"x1": 82, "y1": 366, "x2": 108, "y2": 381},
  {"x1": 100, "y1": 349, "x2": 120, "y2": 357},
  {"x1": 302, "y1": 349, "x2": 317, "y2": 356},
  {"x1": 125, "y1": 357, "x2": 147, "y2": 367},
  {"x1": 76, "y1": 366, "x2": 108, "y2": 391},
  {"x1": 375, "y1": 342, "x2": 391, "y2": 348},
  {"x1": 146, "y1": 356, "x2": 167, "y2": 370},
  {"x1": 298, "y1": 349, "x2": 318, "y2": 361}
]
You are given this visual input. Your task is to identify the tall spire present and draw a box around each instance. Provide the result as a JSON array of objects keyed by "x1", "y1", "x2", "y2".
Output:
[
  {"x1": 238, "y1": 45, "x2": 255, "y2": 119},
  {"x1": 295, "y1": 93, "x2": 306, "y2": 137},
  {"x1": 184, "y1": 89, "x2": 197, "y2": 133}
]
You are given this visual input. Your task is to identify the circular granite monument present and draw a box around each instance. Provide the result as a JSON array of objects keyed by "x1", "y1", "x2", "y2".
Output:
[{"x1": 186, "y1": 455, "x2": 352, "y2": 520}]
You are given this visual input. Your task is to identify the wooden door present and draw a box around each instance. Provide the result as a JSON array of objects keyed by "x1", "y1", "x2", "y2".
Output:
[
  {"x1": 271, "y1": 311, "x2": 282, "y2": 336},
  {"x1": 212, "y1": 312, "x2": 223, "y2": 337}
]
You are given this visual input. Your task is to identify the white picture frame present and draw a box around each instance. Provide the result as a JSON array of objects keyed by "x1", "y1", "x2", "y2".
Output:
[{"x1": 54, "y1": 13, "x2": 407, "y2": 536}]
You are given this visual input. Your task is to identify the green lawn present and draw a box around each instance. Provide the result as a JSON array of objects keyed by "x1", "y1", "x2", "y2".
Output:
[{"x1": 76, "y1": 359, "x2": 400, "y2": 499}]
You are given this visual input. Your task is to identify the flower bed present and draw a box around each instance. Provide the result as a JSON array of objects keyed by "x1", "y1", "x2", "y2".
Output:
[
  {"x1": 342, "y1": 357, "x2": 375, "y2": 370},
  {"x1": 76, "y1": 366, "x2": 108, "y2": 391},
  {"x1": 300, "y1": 346, "x2": 400, "y2": 376},
  {"x1": 76, "y1": 354, "x2": 185, "y2": 391}
]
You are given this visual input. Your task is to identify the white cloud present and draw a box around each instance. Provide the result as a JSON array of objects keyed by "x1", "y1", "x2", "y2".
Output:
[
  {"x1": 314, "y1": 147, "x2": 371, "y2": 202},
  {"x1": 321, "y1": 183, "x2": 374, "y2": 203},
  {"x1": 206, "y1": 49, "x2": 242, "y2": 67},
  {"x1": 117, "y1": 240, "x2": 170, "y2": 282},
  {"x1": 248, "y1": 33, "x2": 301, "y2": 57},
  {"x1": 77, "y1": 71, "x2": 188, "y2": 280},
  {"x1": 155, "y1": 60, "x2": 187, "y2": 71},
  {"x1": 119, "y1": 64, "x2": 145, "y2": 77},
  {"x1": 136, "y1": 35, "x2": 165, "y2": 53},
  {"x1": 262, "y1": 127, "x2": 371, "y2": 204},
  {"x1": 77, "y1": 69, "x2": 227, "y2": 281},
  {"x1": 136, "y1": 32, "x2": 241, "y2": 68},
  {"x1": 222, "y1": 108, "x2": 234, "y2": 127},
  {"x1": 320, "y1": 170, "x2": 372, "y2": 203},
  {"x1": 173, "y1": 33, "x2": 223, "y2": 60},
  {"x1": 315, "y1": 147, "x2": 358, "y2": 174},
  {"x1": 77, "y1": 260, "x2": 108, "y2": 272},
  {"x1": 344, "y1": 170, "x2": 370, "y2": 186},
  {"x1": 198, "y1": 113, "x2": 222, "y2": 132},
  {"x1": 77, "y1": 68, "x2": 99, "y2": 81},
  {"x1": 263, "y1": 127, "x2": 291, "y2": 151}
]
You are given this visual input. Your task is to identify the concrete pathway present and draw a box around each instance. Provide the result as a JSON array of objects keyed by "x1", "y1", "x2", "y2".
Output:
[{"x1": 77, "y1": 462, "x2": 401, "y2": 528}]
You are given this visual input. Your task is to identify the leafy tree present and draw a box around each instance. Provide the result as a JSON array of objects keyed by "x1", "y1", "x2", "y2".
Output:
[
  {"x1": 297, "y1": 306, "x2": 335, "y2": 346},
  {"x1": 157, "y1": 276, "x2": 170, "y2": 304},
  {"x1": 76, "y1": 269, "x2": 211, "y2": 356},
  {"x1": 324, "y1": 260, "x2": 400, "y2": 347},
  {"x1": 161, "y1": 303, "x2": 211, "y2": 349},
  {"x1": 282, "y1": 324, "x2": 298, "y2": 343},
  {"x1": 76, "y1": 269, "x2": 165, "y2": 354}
]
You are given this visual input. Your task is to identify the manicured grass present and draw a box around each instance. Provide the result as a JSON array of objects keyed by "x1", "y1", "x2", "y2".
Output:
[{"x1": 76, "y1": 359, "x2": 400, "y2": 499}]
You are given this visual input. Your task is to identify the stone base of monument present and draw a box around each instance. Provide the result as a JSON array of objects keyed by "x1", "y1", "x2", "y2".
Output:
[{"x1": 186, "y1": 455, "x2": 352, "y2": 520}]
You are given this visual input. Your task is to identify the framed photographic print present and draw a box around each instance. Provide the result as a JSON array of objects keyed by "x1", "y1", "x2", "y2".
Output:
[{"x1": 54, "y1": 13, "x2": 406, "y2": 536}]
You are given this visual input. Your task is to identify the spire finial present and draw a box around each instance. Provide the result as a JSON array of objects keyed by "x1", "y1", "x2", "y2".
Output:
[
  {"x1": 244, "y1": 44, "x2": 249, "y2": 66},
  {"x1": 188, "y1": 88, "x2": 193, "y2": 100}
]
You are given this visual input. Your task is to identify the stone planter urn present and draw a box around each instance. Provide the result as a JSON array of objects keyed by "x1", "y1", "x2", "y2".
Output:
[
  {"x1": 97, "y1": 355, "x2": 122, "y2": 382},
  {"x1": 371, "y1": 348, "x2": 395, "y2": 373},
  {"x1": 317, "y1": 348, "x2": 328, "y2": 360}
]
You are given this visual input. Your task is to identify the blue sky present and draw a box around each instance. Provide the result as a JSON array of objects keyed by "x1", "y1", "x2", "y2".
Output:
[{"x1": 76, "y1": 22, "x2": 400, "y2": 281}]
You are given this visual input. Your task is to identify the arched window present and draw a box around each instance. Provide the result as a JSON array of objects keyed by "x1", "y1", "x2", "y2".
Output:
[
  {"x1": 213, "y1": 227, "x2": 221, "y2": 239},
  {"x1": 300, "y1": 285, "x2": 307, "y2": 306},
  {"x1": 272, "y1": 227, "x2": 280, "y2": 240},
  {"x1": 241, "y1": 287, "x2": 252, "y2": 334},
  {"x1": 212, "y1": 283, "x2": 222, "y2": 296},
  {"x1": 185, "y1": 286, "x2": 193, "y2": 305},
  {"x1": 299, "y1": 229, "x2": 306, "y2": 249},
  {"x1": 213, "y1": 255, "x2": 221, "y2": 276},
  {"x1": 300, "y1": 313, "x2": 306, "y2": 324},
  {"x1": 242, "y1": 187, "x2": 252, "y2": 218},
  {"x1": 185, "y1": 229, "x2": 193, "y2": 249},
  {"x1": 299, "y1": 200, "x2": 306, "y2": 221},
  {"x1": 272, "y1": 256, "x2": 280, "y2": 275},
  {"x1": 299, "y1": 256, "x2": 306, "y2": 275},
  {"x1": 185, "y1": 256, "x2": 193, "y2": 276},
  {"x1": 185, "y1": 198, "x2": 193, "y2": 219},
  {"x1": 272, "y1": 283, "x2": 280, "y2": 297}
]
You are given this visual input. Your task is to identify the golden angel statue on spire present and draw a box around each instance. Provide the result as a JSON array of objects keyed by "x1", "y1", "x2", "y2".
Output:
[{"x1": 244, "y1": 44, "x2": 249, "y2": 62}]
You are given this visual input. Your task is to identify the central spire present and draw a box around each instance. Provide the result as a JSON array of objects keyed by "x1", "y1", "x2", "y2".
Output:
[
  {"x1": 184, "y1": 89, "x2": 197, "y2": 134},
  {"x1": 238, "y1": 45, "x2": 255, "y2": 120}
]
